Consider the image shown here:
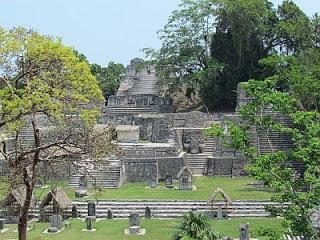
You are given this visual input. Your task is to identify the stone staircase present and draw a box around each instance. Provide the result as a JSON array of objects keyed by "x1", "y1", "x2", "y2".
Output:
[
  {"x1": 204, "y1": 138, "x2": 215, "y2": 153},
  {"x1": 187, "y1": 138, "x2": 215, "y2": 176},
  {"x1": 69, "y1": 158, "x2": 122, "y2": 189},
  {"x1": 30, "y1": 200, "x2": 288, "y2": 219},
  {"x1": 188, "y1": 153, "x2": 212, "y2": 176},
  {"x1": 18, "y1": 126, "x2": 34, "y2": 150},
  {"x1": 131, "y1": 75, "x2": 158, "y2": 95}
]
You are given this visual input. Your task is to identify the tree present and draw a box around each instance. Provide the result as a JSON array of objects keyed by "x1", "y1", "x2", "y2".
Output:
[
  {"x1": 91, "y1": 62, "x2": 125, "y2": 98},
  {"x1": 147, "y1": 0, "x2": 315, "y2": 112},
  {"x1": 0, "y1": 27, "x2": 104, "y2": 240},
  {"x1": 206, "y1": 64, "x2": 320, "y2": 238},
  {"x1": 147, "y1": 0, "x2": 276, "y2": 111},
  {"x1": 274, "y1": 0, "x2": 313, "y2": 54},
  {"x1": 171, "y1": 212, "x2": 220, "y2": 240}
]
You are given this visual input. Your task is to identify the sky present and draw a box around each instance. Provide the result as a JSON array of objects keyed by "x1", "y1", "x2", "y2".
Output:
[{"x1": 1, "y1": 0, "x2": 319, "y2": 66}]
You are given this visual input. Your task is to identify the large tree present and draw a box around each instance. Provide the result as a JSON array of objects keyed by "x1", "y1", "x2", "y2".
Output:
[
  {"x1": 91, "y1": 62, "x2": 125, "y2": 98},
  {"x1": 0, "y1": 27, "x2": 103, "y2": 240},
  {"x1": 148, "y1": 0, "x2": 314, "y2": 112},
  {"x1": 206, "y1": 51, "x2": 320, "y2": 238}
]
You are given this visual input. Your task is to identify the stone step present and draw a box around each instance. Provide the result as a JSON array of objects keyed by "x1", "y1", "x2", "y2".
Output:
[{"x1": 30, "y1": 200, "x2": 287, "y2": 219}]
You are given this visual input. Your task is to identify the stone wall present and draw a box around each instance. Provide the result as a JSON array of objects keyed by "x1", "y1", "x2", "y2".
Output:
[
  {"x1": 205, "y1": 156, "x2": 249, "y2": 176},
  {"x1": 107, "y1": 95, "x2": 173, "y2": 112},
  {"x1": 133, "y1": 114, "x2": 172, "y2": 143},
  {"x1": 167, "y1": 111, "x2": 220, "y2": 128},
  {"x1": 124, "y1": 157, "x2": 184, "y2": 182},
  {"x1": 99, "y1": 113, "x2": 134, "y2": 125},
  {"x1": 122, "y1": 144, "x2": 178, "y2": 158}
]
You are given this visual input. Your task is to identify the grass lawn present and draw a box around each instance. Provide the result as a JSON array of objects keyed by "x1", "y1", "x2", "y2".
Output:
[
  {"x1": 0, "y1": 218, "x2": 284, "y2": 240},
  {"x1": 0, "y1": 176, "x2": 274, "y2": 201}
]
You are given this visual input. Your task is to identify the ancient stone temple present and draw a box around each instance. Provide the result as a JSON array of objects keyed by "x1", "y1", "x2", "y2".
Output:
[
  {"x1": 0, "y1": 58, "x2": 296, "y2": 189},
  {"x1": 66, "y1": 58, "x2": 301, "y2": 188}
]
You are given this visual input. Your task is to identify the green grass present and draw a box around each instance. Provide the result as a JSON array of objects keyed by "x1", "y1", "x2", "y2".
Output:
[
  {"x1": 1, "y1": 176, "x2": 274, "y2": 201},
  {"x1": 75, "y1": 176, "x2": 273, "y2": 200},
  {"x1": 0, "y1": 218, "x2": 284, "y2": 240}
]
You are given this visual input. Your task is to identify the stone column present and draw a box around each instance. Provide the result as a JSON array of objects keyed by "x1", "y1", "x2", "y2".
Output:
[
  {"x1": 107, "y1": 208, "x2": 113, "y2": 219},
  {"x1": 0, "y1": 219, "x2": 4, "y2": 230},
  {"x1": 239, "y1": 222, "x2": 249, "y2": 240},
  {"x1": 71, "y1": 205, "x2": 78, "y2": 218},
  {"x1": 86, "y1": 216, "x2": 95, "y2": 231},
  {"x1": 88, "y1": 201, "x2": 96, "y2": 216},
  {"x1": 145, "y1": 206, "x2": 151, "y2": 219}
]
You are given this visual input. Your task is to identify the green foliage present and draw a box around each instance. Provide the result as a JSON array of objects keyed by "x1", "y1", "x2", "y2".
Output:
[
  {"x1": 204, "y1": 124, "x2": 223, "y2": 138},
  {"x1": 147, "y1": 0, "x2": 315, "y2": 112},
  {"x1": 0, "y1": 26, "x2": 104, "y2": 240},
  {"x1": 171, "y1": 212, "x2": 220, "y2": 240},
  {"x1": 0, "y1": 27, "x2": 103, "y2": 131},
  {"x1": 91, "y1": 62, "x2": 125, "y2": 97},
  {"x1": 257, "y1": 227, "x2": 283, "y2": 240},
  {"x1": 230, "y1": 72, "x2": 320, "y2": 237}
]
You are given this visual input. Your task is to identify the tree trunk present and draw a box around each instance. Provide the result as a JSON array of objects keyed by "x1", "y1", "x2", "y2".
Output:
[{"x1": 18, "y1": 180, "x2": 33, "y2": 240}]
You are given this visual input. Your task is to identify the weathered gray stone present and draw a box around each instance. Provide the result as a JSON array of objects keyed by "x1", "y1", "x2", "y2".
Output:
[
  {"x1": 149, "y1": 180, "x2": 157, "y2": 188},
  {"x1": 0, "y1": 218, "x2": 4, "y2": 230},
  {"x1": 87, "y1": 201, "x2": 96, "y2": 216},
  {"x1": 86, "y1": 216, "x2": 95, "y2": 231},
  {"x1": 71, "y1": 205, "x2": 78, "y2": 218},
  {"x1": 79, "y1": 175, "x2": 88, "y2": 189},
  {"x1": 129, "y1": 226, "x2": 141, "y2": 234},
  {"x1": 145, "y1": 206, "x2": 151, "y2": 219},
  {"x1": 47, "y1": 227, "x2": 58, "y2": 233},
  {"x1": 165, "y1": 175, "x2": 173, "y2": 188},
  {"x1": 116, "y1": 125, "x2": 140, "y2": 143},
  {"x1": 239, "y1": 222, "x2": 249, "y2": 240},
  {"x1": 217, "y1": 206, "x2": 223, "y2": 220},
  {"x1": 129, "y1": 213, "x2": 140, "y2": 227},
  {"x1": 50, "y1": 214, "x2": 63, "y2": 230},
  {"x1": 107, "y1": 208, "x2": 113, "y2": 219}
]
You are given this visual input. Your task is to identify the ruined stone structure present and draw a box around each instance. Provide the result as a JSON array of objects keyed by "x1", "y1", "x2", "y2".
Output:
[
  {"x1": 69, "y1": 59, "x2": 252, "y2": 188},
  {"x1": 0, "y1": 58, "x2": 297, "y2": 189},
  {"x1": 66, "y1": 59, "x2": 301, "y2": 189}
]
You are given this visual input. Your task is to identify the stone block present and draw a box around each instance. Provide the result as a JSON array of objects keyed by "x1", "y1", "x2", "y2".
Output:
[
  {"x1": 129, "y1": 226, "x2": 141, "y2": 234},
  {"x1": 129, "y1": 212, "x2": 140, "y2": 227},
  {"x1": 0, "y1": 219, "x2": 4, "y2": 230},
  {"x1": 116, "y1": 125, "x2": 140, "y2": 143},
  {"x1": 50, "y1": 214, "x2": 63, "y2": 230},
  {"x1": 107, "y1": 208, "x2": 113, "y2": 219},
  {"x1": 86, "y1": 216, "x2": 95, "y2": 231},
  {"x1": 145, "y1": 206, "x2": 151, "y2": 219},
  {"x1": 239, "y1": 222, "x2": 249, "y2": 240},
  {"x1": 87, "y1": 201, "x2": 96, "y2": 216},
  {"x1": 47, "y1": 227, "x2": 58, "y2": 233}
]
